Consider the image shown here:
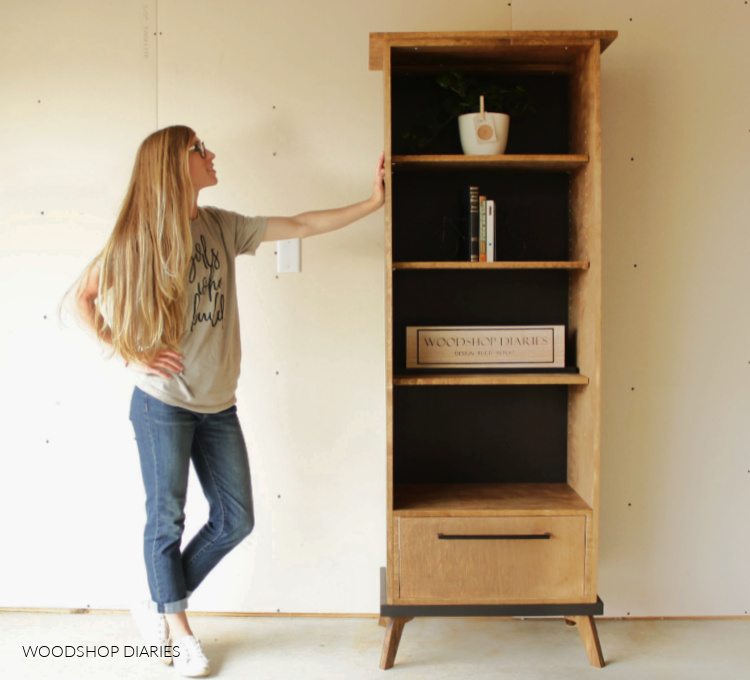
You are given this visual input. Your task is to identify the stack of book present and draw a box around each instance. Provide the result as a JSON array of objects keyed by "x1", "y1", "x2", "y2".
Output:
[{"x1": 467, "y1": 186, "x2": 496, "y2": 263}]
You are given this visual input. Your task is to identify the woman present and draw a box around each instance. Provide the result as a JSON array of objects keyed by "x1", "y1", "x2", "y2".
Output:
[{"x1": 74, "y1": 125, "x2": 384, "y2": 677}]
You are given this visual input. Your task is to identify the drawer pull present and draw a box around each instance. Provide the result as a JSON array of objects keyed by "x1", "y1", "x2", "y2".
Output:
[{"x1": 437, "y1": 533, "x2": 552, "y2": 541}]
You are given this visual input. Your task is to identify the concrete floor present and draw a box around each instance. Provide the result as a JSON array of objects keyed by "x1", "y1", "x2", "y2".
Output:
[{"x1": 1, "y1": 611, "x2": 748, "y2": 680}]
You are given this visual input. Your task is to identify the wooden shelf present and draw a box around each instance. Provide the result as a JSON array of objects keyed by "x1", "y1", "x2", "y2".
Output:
[
  {"x1": 369, "y1": 31, "x2": 619, "y2": 71},
  {"x1": 393, "y1": 372, "x2": 589, "y2": 386},
  {"x1": 392, "y1": 154, "x2": 589, "y2": 171},
  {"x1": 393, "y1": 261, "x2": 590, "y2": 271},
  {"x1": 393, "y1": 483, "x2": 592, "y2": 517}
]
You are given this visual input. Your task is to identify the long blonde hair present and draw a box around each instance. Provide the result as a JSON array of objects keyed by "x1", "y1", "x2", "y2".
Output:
[{"x1": 77, "y1": 125, "x2": 196, "y2": 365}]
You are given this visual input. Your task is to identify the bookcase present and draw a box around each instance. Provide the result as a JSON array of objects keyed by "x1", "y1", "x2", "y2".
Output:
[{"x1": 370, "y1": 31, "x2": 617, "y2": 670}]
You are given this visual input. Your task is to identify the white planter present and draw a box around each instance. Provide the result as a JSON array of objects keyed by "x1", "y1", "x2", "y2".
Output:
[{"x1": 458, "y1": 112, "x2": 510, "y2": 155}]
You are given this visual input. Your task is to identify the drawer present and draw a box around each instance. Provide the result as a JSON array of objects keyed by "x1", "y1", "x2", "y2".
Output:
[{"x1": 398, "y1": 515, "x2": 587, "y2": 601}]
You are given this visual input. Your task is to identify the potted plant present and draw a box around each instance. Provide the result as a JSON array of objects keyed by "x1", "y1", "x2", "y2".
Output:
[
  {"x1": 458, "y1": 95, "x2": 510, "y2": 155},
  {"x1": 402, "y1": 69, "x2": 534, "y2": 154}
]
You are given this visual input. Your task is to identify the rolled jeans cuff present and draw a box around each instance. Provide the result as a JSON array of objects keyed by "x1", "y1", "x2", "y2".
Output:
[{"x1": 149, "y1": 595, "x2": 189, "y2": 615}]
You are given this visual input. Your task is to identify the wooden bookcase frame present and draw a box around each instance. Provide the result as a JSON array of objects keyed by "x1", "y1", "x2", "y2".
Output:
[{"x1": 371, "y1": 31, "x2": 616, "y2": 670}]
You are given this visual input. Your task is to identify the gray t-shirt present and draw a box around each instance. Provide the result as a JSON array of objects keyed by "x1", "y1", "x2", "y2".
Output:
[{"x1": 134, "y1": 206, "x2": 267, "y2": 413}]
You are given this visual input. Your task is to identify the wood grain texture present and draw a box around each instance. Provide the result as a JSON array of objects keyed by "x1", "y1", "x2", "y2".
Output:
[
  {"x1": 392, "y1": 261, "x2": 590, "y2": 270},
  {"x1": 392, "y1": 154, "x2": 589, "y2": 171},
  {"x1": 572, "y1": 616, "x2": 606, "y2": 667},
  {"x1": 379, "y1": 617, "x2": 411, "y2": 670},
  {"x1": 392, "y1": 373, "x2": 589, "y2": 386},
  {"x1": 398, "y1": 516, "x2": 587, "y2": 601},
  {"x1": 393, "y1": 483, "x2": 592, "y2": 517},
  {"x1": 567, "y1": 42, "x2": 603, "y2": 602},
  {"x1": 369, "y1": 31, "x2": 618, "y2": 71},
  {"x1": 375, "y1": 32, "x2": 614, "y2": 660},
  {"x1": 382, "y1": 42, "x2": 398, "y2": 606}
]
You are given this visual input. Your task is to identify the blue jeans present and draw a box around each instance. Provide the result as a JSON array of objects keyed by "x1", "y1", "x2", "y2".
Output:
[{"x1": 129, "y1": 387, "x2": 255, "y2": 614}]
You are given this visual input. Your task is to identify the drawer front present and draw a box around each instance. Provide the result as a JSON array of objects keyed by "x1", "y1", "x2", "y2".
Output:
[{"x1": 398, "y1": 516, "x2": 587, "y2": 601}]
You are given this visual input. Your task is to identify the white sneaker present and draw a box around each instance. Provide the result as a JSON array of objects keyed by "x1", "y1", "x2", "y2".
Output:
[
  {"x1": 129, "y1": 600, "x2": 172, "y2": 665},
  {"x1": 172, "y1": 635, "x2": 210, "y2": 678}
]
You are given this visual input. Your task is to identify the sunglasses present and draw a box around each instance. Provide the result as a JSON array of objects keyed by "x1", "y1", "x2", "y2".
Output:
[{"x1": 189, "y1": 140, "x2": 207, "y2": 158}]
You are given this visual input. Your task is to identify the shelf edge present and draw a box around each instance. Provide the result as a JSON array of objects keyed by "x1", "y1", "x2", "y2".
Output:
[
  {"x1": 393, "y1": 261, "x2": 590, "y2": 270},
  {"x1": 392, "y1": 373, "x2": 589, "y2": 386}
]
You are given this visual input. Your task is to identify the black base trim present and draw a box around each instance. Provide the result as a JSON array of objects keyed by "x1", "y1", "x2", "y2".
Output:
[{"x1": 379, "y1": 567, "x2": 604, "y2": 618}]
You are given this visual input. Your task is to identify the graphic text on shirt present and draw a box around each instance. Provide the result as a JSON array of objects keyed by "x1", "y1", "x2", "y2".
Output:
[{"x1": 189, "y1": 234, "x2": 225, "y2": 331}]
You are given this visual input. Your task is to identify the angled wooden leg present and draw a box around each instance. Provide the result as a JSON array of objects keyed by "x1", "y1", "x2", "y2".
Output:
[
  {"x1": 379, "y1": 617, "x2": 412, "y2": 670},
  {"x1": 570, "y1": 616, "x2": 605, "y2": 668}
]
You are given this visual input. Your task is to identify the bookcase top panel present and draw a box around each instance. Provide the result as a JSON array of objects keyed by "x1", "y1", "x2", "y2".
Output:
[{"x1": 369, "y1": 31, "x2": 618, "y2": 71}]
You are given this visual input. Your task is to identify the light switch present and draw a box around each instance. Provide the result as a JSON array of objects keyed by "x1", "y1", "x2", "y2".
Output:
[{"x1": 277, "y1": 239, "x2": 301, "y2": 274}]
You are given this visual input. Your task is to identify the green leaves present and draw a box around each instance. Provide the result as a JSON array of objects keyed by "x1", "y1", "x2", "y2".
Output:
[
  {"x1": 437, "y1": 69, "x2": 534, "y2": 117},
  {"x1": 403, "y1": 69, "x2": 534, "y2": 151}
]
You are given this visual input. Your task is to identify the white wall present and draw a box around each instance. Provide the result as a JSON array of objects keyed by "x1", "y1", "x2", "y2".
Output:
[{"x1": 0, "y1": 0, "x2": 747, "y2": 618}]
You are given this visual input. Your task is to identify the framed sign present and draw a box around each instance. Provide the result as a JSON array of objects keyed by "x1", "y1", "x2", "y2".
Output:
[{"x1": 406, "y1": 326, "x2": 565, "y2": 369}]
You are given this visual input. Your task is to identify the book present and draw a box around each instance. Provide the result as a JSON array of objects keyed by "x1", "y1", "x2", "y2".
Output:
[
  {"x1": 479, "y1": 195, "x2": 487, "y2": 262},
  {"x1": 486, "y1": 199, "x2": 495, "y2": 262},
  {"x1": 467, "y1": 186, "x2": 480, "y2": 262}
]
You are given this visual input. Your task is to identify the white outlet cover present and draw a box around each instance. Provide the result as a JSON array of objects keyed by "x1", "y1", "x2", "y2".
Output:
[{"x1": 277, "y1": 239, "x2": 301, "y2": 274}]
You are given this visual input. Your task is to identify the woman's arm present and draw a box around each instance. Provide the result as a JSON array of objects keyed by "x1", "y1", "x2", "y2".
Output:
[
  {"x1": 76, "y1": 264, "x2": 109, "y2": 341},
  {"x1": 263, "y1": 153, "x2": 385, "y2": 242},
  {"x1": 75, "y1": 264, "x2": 183, "y2": 379}
]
